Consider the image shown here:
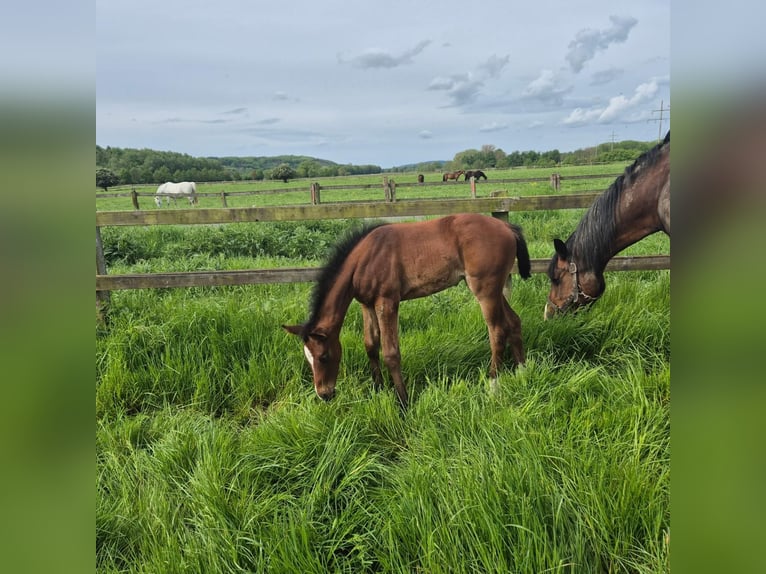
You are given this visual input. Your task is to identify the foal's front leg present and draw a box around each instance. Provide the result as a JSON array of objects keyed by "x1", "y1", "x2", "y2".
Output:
[
  {"x1": 361, "y1": 304, "x2": 383, "y2": 391},
  {"x1": 375, "y1": 298, "x2": 408, "y2": 408}
]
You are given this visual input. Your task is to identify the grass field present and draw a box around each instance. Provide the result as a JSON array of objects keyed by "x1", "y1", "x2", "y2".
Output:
[{"x1": 96, "y1": 163, "x2": 670, "y2": 573}]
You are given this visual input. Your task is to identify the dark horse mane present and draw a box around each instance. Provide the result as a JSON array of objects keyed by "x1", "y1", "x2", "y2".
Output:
[
  {"x1": 554, "y1": 131, "x2": 670, "y2": 273},
  {"x1": 303, "y1": 223, "x2": 387, "y2": 336}
]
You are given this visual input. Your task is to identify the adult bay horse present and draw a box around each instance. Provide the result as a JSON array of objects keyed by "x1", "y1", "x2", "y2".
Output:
[
  {"x1": 544, "y1": 131, "x2": 670, "y2": 319},
  {"x1": 442, "y1": 170, "x2": 465, "y2": 182},
  {"x1": 464, "y1": 169, "x2": 488, "y2": 180},
  {"x1": 154, "y1": 181, "x2": 199, "y2": 207},
  {"x1": 283, "y1": 214, "x2": 532, "y2": 408}
]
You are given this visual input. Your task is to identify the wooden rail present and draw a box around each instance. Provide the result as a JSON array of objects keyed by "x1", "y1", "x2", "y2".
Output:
[
  {"x1": 96, "y1": 194, "x2": 601, "y2": 226},
  {"x1": 96, "y1": 193, "x2": 670, "y2": 296},
  {"x1": 97, "y1": 255, "x2": 670, "y2": 291}
]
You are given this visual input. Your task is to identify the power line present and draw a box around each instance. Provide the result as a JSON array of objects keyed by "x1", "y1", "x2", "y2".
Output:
[{"x1": 648, "y1": 100, "x2": 670, "y2": 142}]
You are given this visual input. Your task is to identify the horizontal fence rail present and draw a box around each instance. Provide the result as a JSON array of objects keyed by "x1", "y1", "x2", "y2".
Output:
[
  {"x1": 96, "y1": 172, "x2": 622, "y2": 199},
  {"x1": 96, "y1": 194, "x2": 602, "y2": 226},
  {"x1": 96, "y1": 192, "x2": 670, "y2": 299},
  {"x1": 97, "y1": 255, "x2": 670, "y2": 291}
]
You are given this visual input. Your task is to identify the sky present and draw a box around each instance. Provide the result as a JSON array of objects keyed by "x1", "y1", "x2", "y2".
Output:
[{"x1": 96, "y1": 0, "x2": 670, "y2": 168}]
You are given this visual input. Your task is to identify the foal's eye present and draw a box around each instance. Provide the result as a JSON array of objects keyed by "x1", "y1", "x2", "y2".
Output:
[{"x1": 318, "y1": 353, "x2": 330, "y2": 363}]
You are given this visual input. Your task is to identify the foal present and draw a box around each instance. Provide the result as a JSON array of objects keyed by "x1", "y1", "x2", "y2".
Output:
[{"x1": 284, "y1": 213, "x2": 531, "y2": 407}]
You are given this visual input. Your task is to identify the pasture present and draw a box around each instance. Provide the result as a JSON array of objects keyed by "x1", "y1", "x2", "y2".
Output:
[
  {"x1": 96, "y1": 163, "x2": 670, "y2": 573},
  {"x1": 96, "y1": 164, "x2": 626, "y2": 212}
]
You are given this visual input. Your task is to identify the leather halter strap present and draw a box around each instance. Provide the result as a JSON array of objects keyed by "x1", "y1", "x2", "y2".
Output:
[{"x1": 549, "y1": 261, "x2": 598, "y2": 313}]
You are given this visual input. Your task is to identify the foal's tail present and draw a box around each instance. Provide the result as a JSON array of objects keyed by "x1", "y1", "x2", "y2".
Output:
[{"x1": 509, "y1": 223, "x2": 532, "y2": 279}]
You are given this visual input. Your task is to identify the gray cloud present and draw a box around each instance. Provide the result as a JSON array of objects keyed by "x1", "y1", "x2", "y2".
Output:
[
  {"x1": 589, "y1": 68, "x2": 624, "y2": 86},
  {"x1": 478, "y1": 122, "x2": 509, "y2": 133},
  {"x1": 418, "y1": 130, "x2": 433, "y2": 139},
  {"x1": 221, "y1": 107, "x2": 248, "y2": 115},
  {"x1": 427, "y1": 73, "x2": 483, "y2": 107},
  {"x1": 566, "y1": 15, "x2": 638, "y2": 73},
  {"x1": 520, "y1": 69, "x2": 572, "y2": 107},
  {"x1": 340, "y1": 40, "x2": 431, "y2": 69},
  {"x1": 426, "y1": 54, "x2": 508, "y2": 109},
  {"x1": 477, "y1": 54, "x2": 510, "y2": 78},
  {"x1": 255, "y1": 117, "x2": 281, "y2": 125}
]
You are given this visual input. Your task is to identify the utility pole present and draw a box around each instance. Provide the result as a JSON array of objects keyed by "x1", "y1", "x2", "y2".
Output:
[
  {"x1": 610, "y1": 130, "x2": 618, "y2": 151},
  {"x1": 649, "y1": 100, "x2": 670, "y2": 142}
]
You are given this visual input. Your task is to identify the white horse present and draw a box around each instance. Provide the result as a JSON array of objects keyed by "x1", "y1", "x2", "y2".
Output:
[{"x1": 154, "y1": 182, "x2": 198, "y2": 207}]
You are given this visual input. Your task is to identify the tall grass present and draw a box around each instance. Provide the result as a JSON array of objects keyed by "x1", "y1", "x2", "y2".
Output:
[{"x1": 97, "y1": 201, "x2": 669, "y2": 572}]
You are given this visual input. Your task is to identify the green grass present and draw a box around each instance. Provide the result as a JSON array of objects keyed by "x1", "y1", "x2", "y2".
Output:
[{"x1": 97, "y1": 179, "x2": 669, "y2": 572}]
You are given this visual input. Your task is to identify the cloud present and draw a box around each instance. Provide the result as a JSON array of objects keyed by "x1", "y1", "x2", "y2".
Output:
[
  {"x1": 562, "y1": 77, "x2": 660, "y2": 125},
  {"x1": 478, "y1": 122, "x2": 509, "y2": 133},
  {"x1": 418, "y1": 130, "x2": 433, "y2": 139},
  {"x1": 340, "y1": 40, "x2": 431, "y2": 69},
  {"x1": 427, "y1": 73, "x2": 482, "y2": 107},
  {"x1": 221, "y1": 107, "x2": 248, "y2": 115},
  {"x1": 477, "y1": 54, "x2": 510, "y2": 79},
  {"x1": 255, "y1": 117, "x2": 280, "y2": 125},
  {"x1": 589, "y1": 68, "x2": 624, "y2": 86},
  {"x1": 566, "y1": 15, "x2": 638, "y2": 73},
  {"x1": 273, "y1": 92, "x2": 289, "y2": 101},
  {"x1": 426, "y1": 54, "x2": 508, "y2": 108},
  {"x1": 520, "y1": 69, "x2": 571, "y2": 107}
]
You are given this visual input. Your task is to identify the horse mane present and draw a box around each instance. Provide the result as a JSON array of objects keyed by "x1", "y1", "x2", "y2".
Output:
[
  {"x1": 303, "y1": 223, "x2": 387, "y2": 335},
  {"x1": 558, "y1": 131, "x2": 670, "y2": 272}
]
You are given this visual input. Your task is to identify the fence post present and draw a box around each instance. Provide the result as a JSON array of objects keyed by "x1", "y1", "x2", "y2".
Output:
[
  {"x1": 96, "y1": 227, "x2": 110, "y2": 325},
  {"x1": 131, "y1": 188, "x2": 140, "y2": 210},
  {"x1": 470, "y1": 176, "x2": 477, "y2": 198},
  {"x1": 310, "y1": 182, "x2": 321, "y2": 205},
  {"x1": 550, "y1": 173, "x2": 561, "y2": 191},
  {"x1": 491, "y1": 211, "x2": 509, "y2": 223},
  {"x1": 388, "y1": 179, "x2": 396, "y2": 202},
  {"x1": 221, "y1": 190, "x2": 228, "y2": 207},
  {"x1": 382, "y1": 176, "x2": 389, "y2": 201}
]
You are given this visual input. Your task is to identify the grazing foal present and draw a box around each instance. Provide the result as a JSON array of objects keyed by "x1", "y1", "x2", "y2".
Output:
[{"x1": 284, "y1": 213, "x2": 531, "y2": 407}]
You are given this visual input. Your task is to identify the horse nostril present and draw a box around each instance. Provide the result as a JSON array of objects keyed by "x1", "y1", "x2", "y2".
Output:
[{"x1": 317, "y1": 389, "x2": 335, "y2": 401}]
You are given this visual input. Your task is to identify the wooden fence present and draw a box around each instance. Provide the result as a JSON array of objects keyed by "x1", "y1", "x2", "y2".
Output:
[
  {"x1": 96, "y1": 193, "x2": 670, "y2": 309},
  {"x1": 96, "y1": 172, "x2": 621, "y2": 208}
]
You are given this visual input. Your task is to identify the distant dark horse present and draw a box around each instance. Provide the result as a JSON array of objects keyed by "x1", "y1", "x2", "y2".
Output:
[
  {"x1": 284, "y1": 214, "x2": 531, "y2": 407},
  {"x1": 417, "y1": 174, "x2": 424, "y2": 183},
  {"x1": 544, "y1": 131, "x2": 670, "y2": 319},
  {"x1": 464, "y1": 170, "x2": 487, "y2": 180},
  {"x1": 442, "y1": 170, "x2": 465, "y2": 182}
]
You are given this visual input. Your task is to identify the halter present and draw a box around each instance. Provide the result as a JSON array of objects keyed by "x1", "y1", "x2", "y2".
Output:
[{"x1": 549, "y1": 261, "x2": 598, "y2": 314}]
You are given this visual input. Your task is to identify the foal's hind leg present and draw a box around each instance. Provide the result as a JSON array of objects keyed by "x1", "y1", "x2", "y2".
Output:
[
  {"x1": 468, "y1": 276, "x2": 524, "y2": 391},
  {"x1": 501, "y1": 297, "x2": 525, "y2": 366},
  {"x1": 361, "y1": 304, "x2": 384, "y2": 391}
]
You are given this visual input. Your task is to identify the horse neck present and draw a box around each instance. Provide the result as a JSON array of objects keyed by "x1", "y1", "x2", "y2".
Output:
[
  {"x1": 309, "y1": 263, "x2": 356, "y2": 335},
  {"x1": 572, "y1": 171, "x2": 666, "y2": 275}
]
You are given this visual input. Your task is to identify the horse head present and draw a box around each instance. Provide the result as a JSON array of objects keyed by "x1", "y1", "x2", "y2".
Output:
[
  {"x1": 282, "y1": 324, "x2": 342, "y2": 400},
  {"x1": 544, "y1": 239, "x2": 604, "y2": 320}
]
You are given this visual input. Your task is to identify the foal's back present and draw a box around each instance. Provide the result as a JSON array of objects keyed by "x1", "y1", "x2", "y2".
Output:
[{"x1": 349, "y1": 214, "x2": 518, "y2": 302}]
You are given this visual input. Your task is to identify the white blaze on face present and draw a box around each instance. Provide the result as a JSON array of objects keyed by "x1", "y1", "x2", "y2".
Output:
[{"x1": 303, "y1": 345, "x2": 315, "y2": 369}]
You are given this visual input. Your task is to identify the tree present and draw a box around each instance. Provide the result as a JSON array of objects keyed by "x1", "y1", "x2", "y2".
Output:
[
  {"x1": 96, "y1": 168, "x2": 119, "y2": 191},
  {"x1": 271, "y1": 164, "x2": 296, "y2": 183}
]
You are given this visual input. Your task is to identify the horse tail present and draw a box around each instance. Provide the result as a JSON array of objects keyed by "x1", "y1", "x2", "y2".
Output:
[{"x1": 509, "y1": 223, "x2": 531, "y2": 279}]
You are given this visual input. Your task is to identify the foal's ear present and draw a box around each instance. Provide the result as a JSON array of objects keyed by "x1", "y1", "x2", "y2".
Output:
[
  {"x1": 553, "y1": 238, "x2": 569, "y2": 260},
  {"x1": 282, "y1": 324, "x2": 304, "y2": 337}
]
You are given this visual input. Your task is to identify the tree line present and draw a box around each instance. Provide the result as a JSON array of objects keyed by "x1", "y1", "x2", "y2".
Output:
[
  {"x1": 96, "y1": 146, "x2": 383, "y2": 189},
  {"x1": 97, "y1": 138, "x2": 655, "y2": 190},
  {"x1": 389, "y1": 140, "x2": 654, "y2": 173}
]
